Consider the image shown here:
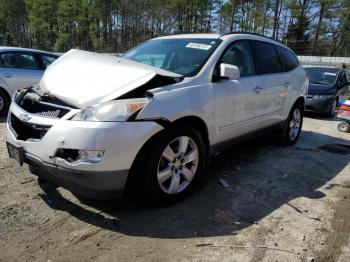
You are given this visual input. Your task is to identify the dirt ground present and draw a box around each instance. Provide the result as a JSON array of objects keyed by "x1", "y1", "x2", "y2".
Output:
[{"x1": 0, "y1": 114, "x2": 350, "y2": 262}]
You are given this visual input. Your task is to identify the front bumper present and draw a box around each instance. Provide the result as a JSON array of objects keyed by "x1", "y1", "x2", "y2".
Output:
[
  {"x1": 305, "y1": 95, "x2": 335, "y2": 114},
  {"x1": 6, "y1": 102, "x2": 163, "y2": 199},
  {"x1": 27, "y1": 153, "x2": 128, "y2": 199}
]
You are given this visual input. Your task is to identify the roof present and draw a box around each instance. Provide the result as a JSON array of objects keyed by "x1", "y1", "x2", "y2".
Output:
[
  {"x1": 303, "y1": 66, "x2": 341, "y2": 72},
  {"x1": 154, "y1": 34, "x2": 221, "y2": 40},
  {"x1": 0, "y1": 46, "x2": 55, "y2": 55},
  {"x1": 152, "y1": 33, "x2": 293, "y2": 52}
]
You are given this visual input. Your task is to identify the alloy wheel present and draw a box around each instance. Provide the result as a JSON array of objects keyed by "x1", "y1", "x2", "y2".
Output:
[
  {"x1": 289, "y1": 108, "x2": 301, "y2": 141},
  {"x1": 157, "y1": 136, "x2": 199, "y2": 195}
]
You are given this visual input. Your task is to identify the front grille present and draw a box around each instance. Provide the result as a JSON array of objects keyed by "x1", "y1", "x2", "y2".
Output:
[
  {"x1": 35, "y1": 110, "x2": 61, "y2": 118},
  {"x1": 18, "y1": 92, "x2": 71, "y2": 119},
  {"x1": 10, "y1": 114, "x2": 51, "y2": 141}
]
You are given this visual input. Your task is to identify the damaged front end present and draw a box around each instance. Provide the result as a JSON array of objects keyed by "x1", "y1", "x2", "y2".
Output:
[
  {"x1": 14, "y1": 87, "x2": 75, "y2": 119},
  {"x1": 9, "y1": 87, "x2": 76, "y2": 141},
  {"x1": 38, "y1": 49, "x2": 183, "y2": 109},
  {"x1": 23, "y1": 49, "x2": 184, "y2": 123}
]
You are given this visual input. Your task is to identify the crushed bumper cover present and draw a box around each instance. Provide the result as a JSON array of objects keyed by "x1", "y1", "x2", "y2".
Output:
[
  {"x1": 27, "y1": 153, "x2": 128, "y2": 200},
  {"x1": 6, "y1": 102, "x2": 164, "y2": 199}
]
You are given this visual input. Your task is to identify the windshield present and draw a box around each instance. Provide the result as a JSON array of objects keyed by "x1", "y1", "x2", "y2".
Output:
[
  {"x1": 122, "y1": 38, "x2": 222, "y2": 76},
  {"x1": 305, "y1": 68, "x2": 339, "y2": 85}
]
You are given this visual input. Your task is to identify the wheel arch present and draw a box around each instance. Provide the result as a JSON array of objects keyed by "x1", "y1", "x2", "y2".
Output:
[
  {"x1": 294, "y1": 96, "x2": 305, "y2": 109},
  {"x1": 0, "y1": 86, "x2": 11, "y2": 103},
  {"x1": 0, "y1": 86, "x2": 11, "y2": 114},
  {"x1": 125, "y1": 115, "x2": 211, "y2": 193},
  {"x1": 173, "y1": 116, "x2": 210, "y2": 161}
]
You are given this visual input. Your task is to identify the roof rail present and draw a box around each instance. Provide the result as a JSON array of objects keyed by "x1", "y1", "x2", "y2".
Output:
[{"x1": 222, "y1": 31, "x2": 284, "y2": 44}]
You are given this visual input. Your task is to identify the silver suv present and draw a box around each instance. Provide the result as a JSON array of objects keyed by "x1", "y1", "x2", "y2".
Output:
[{"x1": 6, "y1": 33, "x2": 308, "y2": 203}]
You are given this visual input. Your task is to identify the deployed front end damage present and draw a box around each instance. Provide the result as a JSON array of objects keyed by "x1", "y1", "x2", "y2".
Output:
[
  {"x1": 6, "y1": 49, "x2": 183, "y2": 199},
  {"x1": 39, "y1": 49, "x2": 183, "y2": 108}
]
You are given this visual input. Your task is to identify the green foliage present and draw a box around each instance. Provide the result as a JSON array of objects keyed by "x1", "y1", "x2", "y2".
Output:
[{"x1": 0, "y1": 0, "x2": 348, "y2": 56}]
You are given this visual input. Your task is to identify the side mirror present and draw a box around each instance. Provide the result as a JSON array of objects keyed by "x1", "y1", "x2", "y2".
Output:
[{"x1": 220, "y1": 63, "x2": 240, "y2": 80}]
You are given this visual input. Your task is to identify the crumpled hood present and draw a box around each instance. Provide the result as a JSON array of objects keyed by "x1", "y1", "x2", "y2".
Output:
[
  {"x1": 39, "y1": 49, "x2": 181, "y2": 108},
  {"x1": 308, "y1": 83, "x2": 336, "y2": 96}
]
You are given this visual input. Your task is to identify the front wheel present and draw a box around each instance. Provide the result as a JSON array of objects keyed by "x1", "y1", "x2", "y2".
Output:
[
  {"x1": 141, "y1": 126, "x2": 206, "y2": 204},
  {"x1": 280, "y1": 103, "x2": 304, "y2": 146}
]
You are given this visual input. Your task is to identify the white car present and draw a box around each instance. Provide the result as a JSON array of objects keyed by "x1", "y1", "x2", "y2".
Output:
[
  {"x1": 6, "y1": 33, "x2": 308, "y2": 203},
  {"x1": 0, "y1": 47, "x2": 59, "y2": 115}
]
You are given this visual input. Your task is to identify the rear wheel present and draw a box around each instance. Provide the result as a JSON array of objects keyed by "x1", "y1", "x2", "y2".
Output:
[
  {"x1": 141, "y1": 126, "x2": 206, "y2": 204},
  {"x1": 338, "y1": 122, "x2": 350, "y2": 133},
  {"x1": 0, "y1": 89, "x2": 9, "y2": 116},
  {"x1": 280, "y1": 103, "x2": 304, "y2": 146}
]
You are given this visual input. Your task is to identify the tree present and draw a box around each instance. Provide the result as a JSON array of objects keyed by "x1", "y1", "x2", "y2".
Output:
[{"x1": 25, "y1": 0, "x2": 58, "y2": 50}]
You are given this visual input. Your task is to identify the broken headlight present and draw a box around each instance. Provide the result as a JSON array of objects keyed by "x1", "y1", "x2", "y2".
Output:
[{"x1": 71, "y1": 98, "x2": 150, "y2": 121}]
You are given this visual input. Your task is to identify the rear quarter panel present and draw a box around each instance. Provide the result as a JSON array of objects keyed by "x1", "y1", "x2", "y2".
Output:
[{"x1": 284, "y1": 65, "x2": 308, "y2": 119}]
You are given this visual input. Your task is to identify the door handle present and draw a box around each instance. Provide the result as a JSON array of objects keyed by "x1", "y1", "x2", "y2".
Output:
[
  {"x1": 284, "y1": 82, "x2": 291, "y2": 88},
  {"x1": 0, "y1": 73, "x2": 12, "y2": 78},
  {"x1": 253, "y1": 86, "x2": 263, "y2": 94}
]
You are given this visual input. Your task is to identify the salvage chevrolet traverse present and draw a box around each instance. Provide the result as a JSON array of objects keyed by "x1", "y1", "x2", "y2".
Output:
[{"x1": 6, "y1": 33, "x2": 308, "y2": 203}]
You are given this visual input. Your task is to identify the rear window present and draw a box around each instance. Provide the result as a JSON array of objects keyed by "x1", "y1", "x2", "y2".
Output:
[
  {"x1": 250, "y1": 41, "x2": 282, "y2": 74},
  {"x1": 275, "y1": 46, "x2": 299, "y2": 72}
]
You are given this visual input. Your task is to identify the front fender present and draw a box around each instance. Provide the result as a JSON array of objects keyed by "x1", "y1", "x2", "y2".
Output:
[{"x1": 136, "y1": 83, "x2": 215, "y2": 143}]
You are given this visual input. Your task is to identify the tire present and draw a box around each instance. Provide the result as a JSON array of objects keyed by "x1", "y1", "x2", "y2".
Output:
[
  {"x1": 280, "y1": 102, "x2": 304, "y2": 146},
  {"x1": 338, "y1": 122, "x2": 350, "y2": 133},
  {"x1": 37, "y1": 176, "x2": 48, "y2": 184},
  {"x1": 326, "y1": 98, "x2": 337, "y2": 118},
  {"x1": 140, "y1": 126, "x2": 206, "y2": 204},
  {"x1": 0, "y1": 89, "x2": 9, "y2": 116}
]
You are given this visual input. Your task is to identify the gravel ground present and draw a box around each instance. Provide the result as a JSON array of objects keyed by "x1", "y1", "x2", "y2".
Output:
[{"x1": 0, "y1": 115, "x2": 350, "y2": 262}]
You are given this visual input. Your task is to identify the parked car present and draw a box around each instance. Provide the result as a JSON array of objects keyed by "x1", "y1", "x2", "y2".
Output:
[
  {"x1": 6, "y1": 33, "x2": 308, "y2": 203},
  {"x1": 304, "y1": 67, "x2": 350, "y2": 117},
  {"x1": 0, "y1": 47, "x2": 59, "y2": 115}
]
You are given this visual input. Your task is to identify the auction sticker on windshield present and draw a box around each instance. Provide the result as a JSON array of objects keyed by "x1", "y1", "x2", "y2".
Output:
[
  {"x1": 325, "y1": 72, "x2": 337, "y2": 76},
  {"x1": 185, "y1": 43, "x2": 212, "y2": 50}
]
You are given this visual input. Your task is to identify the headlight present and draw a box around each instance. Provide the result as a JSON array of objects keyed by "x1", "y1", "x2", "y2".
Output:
[
  {"x1": 313, "y1": 95, "x2": 334, "y2": 99},
  {"x1": 72, "y1": 98, "x2": 150, "y2": 121}
]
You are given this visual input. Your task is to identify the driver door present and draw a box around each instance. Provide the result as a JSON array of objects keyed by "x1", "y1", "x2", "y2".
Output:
[{"x1": 213, "y1": 40, "x2": 265, "y2": 143}]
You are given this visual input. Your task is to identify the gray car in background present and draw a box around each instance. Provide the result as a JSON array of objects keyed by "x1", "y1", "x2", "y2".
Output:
[{"x1": 0, "y1": 47, "x2": 59, "y2": 115}]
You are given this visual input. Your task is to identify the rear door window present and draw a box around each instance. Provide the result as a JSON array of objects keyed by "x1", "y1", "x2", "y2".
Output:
[
  {"x1": 275, "y1": 46, "x2": 299, "y2": 72},
  {"x1": 0, "y1": 52, "x2": 39, "y2": 70},
  {"x1": 250, "y1": 41, "x2": 282, "y2": 74},
  {"x1": 1, "y1": 53, "x2": 17, "y2": 68}
]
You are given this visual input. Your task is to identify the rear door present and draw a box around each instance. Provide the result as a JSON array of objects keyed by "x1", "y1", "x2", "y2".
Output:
[
  {"x1": 0, "y1": 51, "x2": 43, "y2": 92},
  {"x1": 213, "y1": 40, "x2": 265, "y2": 142},
  {"x1": 250, "y1": 41, "x2": 286, "y2": 124}
]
